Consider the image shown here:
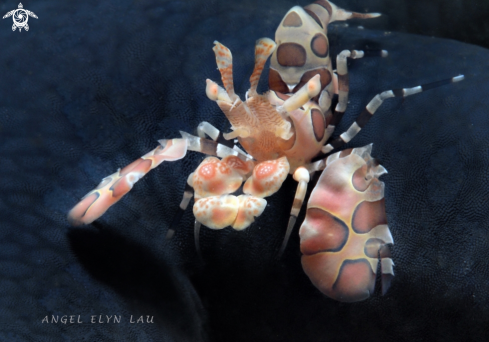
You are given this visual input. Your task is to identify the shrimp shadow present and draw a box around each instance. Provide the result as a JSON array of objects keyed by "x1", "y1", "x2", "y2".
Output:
[{"x1": 67, "y1": 224, "x2": 205, "y2": 339}]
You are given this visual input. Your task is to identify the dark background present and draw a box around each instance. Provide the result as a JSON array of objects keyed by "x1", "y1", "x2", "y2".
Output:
[
  {"x1": 330, "y1": 0, "x2": 489, "y2": 48},
  {"x1": 1, "y1": 0, "x2": 489, "y2": 341}
]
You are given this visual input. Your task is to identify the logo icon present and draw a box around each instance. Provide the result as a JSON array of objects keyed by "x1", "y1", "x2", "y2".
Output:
[{"x1": 3, "y1": 3, "x2": 37, "y2": 32}]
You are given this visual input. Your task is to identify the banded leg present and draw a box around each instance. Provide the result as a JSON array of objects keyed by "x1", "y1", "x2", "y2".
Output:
[
  {"x1": 194, "y1": 219, "x2": 202, "y2": 257},
  {"x1": 197, "y1": 121, "x2": 247, "y2": 155},
  {"x1": 277, "y1": 167, "x2": 311, "y2": 258},
  {"x1": 179, "y1": 131, "x2": 250, "y2": 161},
  {"x1": 330, "y1": 50, "x2": 365, "y2": 126},
  {"x1": 312, "y1": 0, "x2": 381, "y2": 23},
  {"x1": 331, "y1": 49, "x2": 388, "y2": 127},
  {"x1": 197, "y1": 121, "x2": 220, "y2": 141},
  {"x1": 165, "y1": 182, "x2": 194, "y2": 240},
  {"x1": 322, "y1": 75, "x2": 465, "y2": 154}
]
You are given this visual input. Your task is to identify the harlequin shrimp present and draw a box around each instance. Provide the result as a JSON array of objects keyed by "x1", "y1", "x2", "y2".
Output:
[{"x1": 68, "y1": 0, "x2": 463, "y2": 302}]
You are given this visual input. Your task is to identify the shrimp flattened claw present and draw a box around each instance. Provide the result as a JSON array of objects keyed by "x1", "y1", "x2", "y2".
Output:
[
  {"x1": 300, "y1": 146, "x2": 393, "y2": 302},
  {"x1": 68, "y1": 138, "x2": 187, "y2": 226},
  {"x1": 243, "y1": 157, "x2": 290, "y2": 198}
]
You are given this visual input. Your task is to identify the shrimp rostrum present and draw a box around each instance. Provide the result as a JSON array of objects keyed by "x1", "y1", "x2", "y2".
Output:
[{"x1": 68, "y1": 0, "x2": 463, "y2": 302}]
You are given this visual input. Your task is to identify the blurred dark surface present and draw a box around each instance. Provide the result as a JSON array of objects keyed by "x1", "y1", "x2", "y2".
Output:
[
  {"x1": 333, "y1": 0, "x2": 489, "y2": 49},
  {"x1": 1, "y1": 0, "x2": 489, "y2": 341}
]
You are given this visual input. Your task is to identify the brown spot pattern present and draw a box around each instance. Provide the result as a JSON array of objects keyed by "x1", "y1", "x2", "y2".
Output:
[
  {"x1": 292, "y1": 198, "x2": 303, "y2": 211},
  {"x1": 352, "y1": 199, "x2": 387, "y2": 234},
  {"x1": 300, "y1": 208, "x2": 348, "y2": 254},
  {"x1": 338, "y1": 148, "x2": 353, "y2": 158},
  {"x1": 283, "y1": 11, "x2": 302, "y2": 27},
  {"x1": 332, "y1": 259, "x2": 375, "y2": 302},
  {"x1": 293, "y1": 68, "x2": 332, "y2": 94},
  {"x1": 351, "y1": 12, "x2": 375, "y2": 19},
  {"x1": 201, "y1": 138, "x2": 218, "y2": 156},
  {"x1": 324, "y1": 110, "x2": 333, "y2": 128},
  {"x1": 268, "y1": 69, "x2": 289, "y2": 94},
  {"x1": 314, "y1": 0, "x2": 333, "y2": 15},
  {"x1": 311, "y1": 33, "x2": 329, "y2": 58},
  {"x1": 352, "y1": 164, "x2": 369, "y2": 192},
  {"x1": 356, "y1": 108, "x2": 373, "y2": 128},
  {"x1": 277, "y1": 43, "x2": 306, "y2": 67},
  {"x1": 311, "y1": 109, "x2": 326, "y2": 141},
  {"x1": 275, "y1": 91, "x2": 290, "y2": 101},
  {"x1": 364, "y1": 238, "x2": 391, "y2": 258},
  {"x1": 338, "y1": 73, "x2": 349, "y2": 92},
  {"x1": 303, "y1": 8, "x2": 323, "y2": 28}
]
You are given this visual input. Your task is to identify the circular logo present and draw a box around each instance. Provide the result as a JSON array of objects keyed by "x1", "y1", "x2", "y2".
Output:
[{"x1": 13, "y1": 9, "x2": 27, "y2": 27}]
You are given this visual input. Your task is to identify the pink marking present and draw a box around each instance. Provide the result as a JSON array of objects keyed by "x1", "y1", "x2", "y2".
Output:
[
  {"x1": 332, "y1": 260, "x2": 375, "y2": 302},
  {"x1": 255, "y1": 162, "x2": 278, "y2": 180},
  {"x1": 351, "y1": 164, "x2": 369, "y2": 191},
  {"x1": 299, "y1": 208, "x2": 348, "y2": 255},
  {"x1": 352, "y1": 199, "x2": 386, "y2": 234},
  {"x1": 243, "y1": 158, "x2": 289, "y2": 198},
  {"x1": 67, "y1": 192, "x2": 100, "y2": 226},
  {"x1": 301, "y1": 253, "x2": 375, "y2": 302},
  {"x1": 67, "y1": 139, "x2": 187, "y2": 226},
  {"x1": 198, "y1": 163, "x2": 217, "y2": 180},
  {"x1": 111, "y1": 175, "x2": 136, "y2": 198},
  {"x1": 308, "y1": 157, "x2": 364, "y2": 222}
]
